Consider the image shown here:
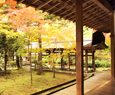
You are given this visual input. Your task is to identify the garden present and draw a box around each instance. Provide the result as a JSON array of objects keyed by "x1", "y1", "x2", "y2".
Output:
[{"x1": 0, "y1": 0, "x2": 111, "y2": 95}]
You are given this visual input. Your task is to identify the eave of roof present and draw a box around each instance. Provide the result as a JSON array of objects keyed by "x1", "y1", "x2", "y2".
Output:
[{"x1": 15, "y1": 0, "x2": 114, "y2": 32}]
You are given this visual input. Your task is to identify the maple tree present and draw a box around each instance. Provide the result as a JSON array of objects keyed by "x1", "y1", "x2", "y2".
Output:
[
  {"x1": 0, "y1": 0, "x2": 17, "y2": 8},
  {"x1": 1, "y1": 0, "x2": 93, "y2": 75},
  {"x1": 5, "y1": 6, "x2": 51, "y2": 74}
]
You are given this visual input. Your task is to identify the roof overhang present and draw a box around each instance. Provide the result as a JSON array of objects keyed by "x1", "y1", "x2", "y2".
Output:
[{"x1": 15, "y1": 0, "x2": 114, "y2": 32}]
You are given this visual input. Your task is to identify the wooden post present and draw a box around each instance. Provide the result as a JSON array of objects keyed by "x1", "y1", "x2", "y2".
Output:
[
  {"x1": 67, "y1": 53, "x2": 70, "y2": 71},
  {"x1": 49, "y1": 52, "x2": 51, "y2": 65},
  {"x1": 92, "y1": 51, "x2": 96, "y2": 71},
  {"x1": 110, "y1": 9, "x2": 115, "y2": 78},
  {"x1": 61, "y1": 50, "x2": 64, "y2": 69},
  {"x1": 75, "y1": 0, "x2": 84, "y2": 95},
  {"x1": 61, "y1": 55, "x2": 64, "y2": 69},
  {"x1": 85, "y1": 50, "x2": 88, "y2": 72}
]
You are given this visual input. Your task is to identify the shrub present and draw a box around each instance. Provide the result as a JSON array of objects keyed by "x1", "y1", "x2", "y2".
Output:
[
  {"x1": 85, "y1": 59, "x2": 111, "y2": 68},
  {"x1": 58, "y1": 61, "x2": 61, "y2": 64},
  {"x1": 95, "y1": 60, "x2": 101, "y2": 67},
  {"x1": 95, "y1": 60, "x2": 111, "y2": 68},
  {"x1": 88, "y1": 61, "x2": 92, "y2": 68},
  {"x1": 9, "y1": 61, "x2": 16, "y2": 67}
]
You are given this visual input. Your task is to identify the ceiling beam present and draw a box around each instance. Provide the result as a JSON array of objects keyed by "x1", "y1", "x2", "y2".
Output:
[
  {"x1": 36, "y1": 0, "x2": 52, "y2": 10},
  {"x1": 90, "y1": 0, "x2": 113, "y2": 15},
  {"x1": 62, "y1": 10, "x2": 75, "y2": 18},
  {"x1": 59, "y1": 0, "x2": 90, "y2": 17},
  {"x1": 83, "y1": 2, "x2": 95, "y2": 10},
  {"x1": 17, "y1": 0, "x2": 24, "y2": 4},
  {"x1": 51, "y1": 5, "x2": 66, "y2": 14},
  {"x1": 50, "y1": 0, "x2": 69, "y2": 14},
  {"x1": 60, "y1": 2, "x2": 94, "y2": 19},
  {"x1": 83, "y1": 5, "x2": 98, "y2": 16},
  {"x1": 26, "y1": 0, "x2": 39, "y2": 7},
  {"x1": 59, "y1": 7, "x2": 73, "y2": 15},
  {"x1": 44, "y1": 2, "x2": 60, "y2": 12}
]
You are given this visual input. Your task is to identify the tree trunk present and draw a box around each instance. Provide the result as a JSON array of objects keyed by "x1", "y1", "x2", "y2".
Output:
[
  {"x1": 37, "y1": 34, "x2": 43, "y2": 75},
  {"x1": 53, "y1": 65, "x2": 55, "y2": 78},
  {"x1": 12, "y1": 52, "x2": 14, "y2": 61},
  {"x1": 53, "y1": 59, "x2": 55, "y2": 78},
  {"x1": 16, "y1": 55, "x2": 20, "y2": 69},
  {"x1": 20, "y1": 55, "x2": 22, "y2": 67},
  {"x1": 4, "y1": 50, "x2": 8, "y2": 74}
]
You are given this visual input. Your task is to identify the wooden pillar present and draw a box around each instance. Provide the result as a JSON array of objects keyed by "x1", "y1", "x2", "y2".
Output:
[
  {"x1": 111, "y1": 9, "x2": 115, "y2": 78},
  {"x1": 61, "y1": 55, "x2": 64, "y2": 69},
  {"x1": 92, "y1": 51, "x2": 96, "y2": 71},
  {"x1": 85, "y1": 50, "x2": 88, "y2": 72},
  {"x1": 75, "y1": 0, "x2": 84, "y2": 95},
  {"x1": 67, "y1": 53, "x2": 70, "y2": 71},
  {"x1": 49, "y1": 52, "x2": 51, "y2": 65},
  {"x1": 61, "y1": 50, "x2": 64, "y2": 69}
]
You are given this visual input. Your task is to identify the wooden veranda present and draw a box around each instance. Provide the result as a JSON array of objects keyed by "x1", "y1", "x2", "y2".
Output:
[{"x1": 14, "y1": 0, "x2": 115, "y2": 95}]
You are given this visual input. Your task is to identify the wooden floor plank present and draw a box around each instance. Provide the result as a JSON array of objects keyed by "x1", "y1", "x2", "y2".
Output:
[{"x1": 52, "y1": 70, "x2": 113, "y2": 95}]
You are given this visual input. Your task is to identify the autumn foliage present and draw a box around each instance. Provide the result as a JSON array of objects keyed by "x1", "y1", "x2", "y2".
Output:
[{"x1": 0, "y1": 0, "x2": 17, "y2": 8}]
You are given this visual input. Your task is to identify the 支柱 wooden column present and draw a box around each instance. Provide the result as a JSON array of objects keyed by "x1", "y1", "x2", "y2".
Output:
[
  {"x1": 67, "y1": 53, "x2": 70, "y2": 71},
  {"x1": 92, "y1": 51, "x2": 96, "y2": 71},
  {"x1": 75, "y1": 0, "x2": 84, "y2": 95},
  {"x1": 49, "y1": 52, "x2": 51, "y2": 65},
  {"x1": 61, "y1": 50, "x2": 64, "y2": 69},
  {"x1": 110, "y1": 10, "x2": 115, "y2": 78},
  {"x1": 85, "y1": 50, "x2": 88, "y2": 72}
]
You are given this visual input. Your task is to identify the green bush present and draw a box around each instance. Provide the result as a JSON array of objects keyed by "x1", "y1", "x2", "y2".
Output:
[
  {"x1": 88, "y1": 61, "x2": 92, "y2": 68},
  {"x1": 1, "y1": 62, "x2": 4, "y2": 66},
  {"x1": 85, "y1": 59, "x2": 111, "y2": 68},
  {"x1": 0, "y1": 62, "x2": 5, "y2": 68},
  {"x1": 95, "y1": 60, "x2": 111, "y2": 68},
  {"x1": 58, "y1": 61, "x2": 61, "y2": 64},
  {"x1": 95, "y1": 60, "x2": 100, "y2": 67},
  {"x1": 8, "y1": 61, "x2": 16, "y2": 67}
]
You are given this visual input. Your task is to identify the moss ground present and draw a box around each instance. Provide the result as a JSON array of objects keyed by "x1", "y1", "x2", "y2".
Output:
[{"x1": 0, "y1": 68, "x2": 76, "y2": 95}]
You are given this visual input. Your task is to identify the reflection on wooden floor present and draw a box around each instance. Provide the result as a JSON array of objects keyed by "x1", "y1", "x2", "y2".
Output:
[
  {"x1": 52, "y1": 70, "x2": 114, "y2": 95},
  {"x1": 85, "y1": 70, "x2": 115, "y2": 95}
]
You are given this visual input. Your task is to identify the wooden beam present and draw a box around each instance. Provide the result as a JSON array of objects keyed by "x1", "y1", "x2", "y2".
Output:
[
  {"x1": 51, "y1": 1, "x2": 69, "y2": 14},
  {"x1": 52, "y1": 5, "x2": 66, "y2": 14},
  {"x1": 90, "y1": 0, "x2": 113, "y2": 15},
  {"x1": 83, "y1": 0, "x2": 92, "y2": 7},
  {"x1": 76, "y1": 0, "x2": 84, "y2": 95},
  {"x1": 62, "y1": 10, "x2": 75, "y2": 18},
  {"x1": 59, "y1": 7, "x2": 74, "y2": 16},
  {"x1": 83, "y1": 2, "x2": 95, "y2": 11},
  {"x1": 110, "y1": 9, "x2": 115, "y2": 78},
  {"x1": 83, "y1": 5, "x2": 98, "y2": 16},
  {"x1": 66, "y1": 15, "x2": 75, "y2": 20},
  {"x1": 83, "y1": 11, "x2": 110, "y2": 27},
  {"x1": 84, "y1": 13, "x2": 109, "y2": 24},
  {"x1": 60, "y1": 1, "x2": 90, "y2": 19},
  {"x1": 18, "y1": 0, "x2": 24, "y2": 4},
  {"x1": 44, "y1": 2, "x2": 60, "y2": 12},
  {"x1": 26, "y1": 0, "x2": 39, "y2": 7},
  {"x1": 84, "y1": 17, "x2": 109, "y2": 28},
  {"x1": 36, "y1": 0, "x2": 52, "y2": 10}
]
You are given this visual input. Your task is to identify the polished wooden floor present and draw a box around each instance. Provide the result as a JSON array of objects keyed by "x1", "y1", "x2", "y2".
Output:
[
  {"x1": 85, "y1": 78, "x2": 115, "y2": 95},
  {"x1": 52, "y1": 70, "x2": 115, "y2": 95}
]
